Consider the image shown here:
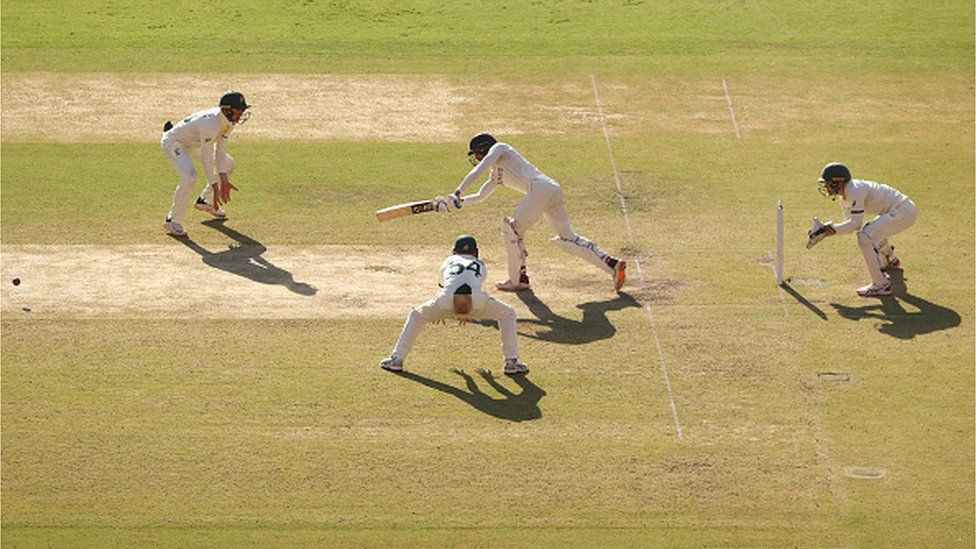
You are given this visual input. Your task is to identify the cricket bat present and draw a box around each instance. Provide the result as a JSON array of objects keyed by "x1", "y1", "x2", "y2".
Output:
[{"x1": 375, "y1": 199, "x2": 437, "y2": 222}]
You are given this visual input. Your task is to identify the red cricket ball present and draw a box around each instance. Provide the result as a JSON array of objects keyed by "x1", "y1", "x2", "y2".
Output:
[{"x1": 12, "y1": 278, "x2": 21, "y2": 286}]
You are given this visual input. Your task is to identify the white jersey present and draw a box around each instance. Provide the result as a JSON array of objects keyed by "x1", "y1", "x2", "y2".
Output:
[
  {"x1": 455, "y1": 143, "x2": 557, "y2": 205},
  {"x1": 833, "y1": 179, "x2": 910, "y2": 234},
  {"x1": 161, "y1": 107, "x2": 234, "y2": 185},
  {"x1": 440, "y1": 254, "x2": 487, "y2": 295}
]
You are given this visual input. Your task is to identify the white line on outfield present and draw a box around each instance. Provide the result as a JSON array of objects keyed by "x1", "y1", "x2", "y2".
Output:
[
  {"x1": 590, "y1": 74, "x2": 684, "y2": 441},
  {"x1": 721, "y1": 77, "x2": 741, "y2": 139}
]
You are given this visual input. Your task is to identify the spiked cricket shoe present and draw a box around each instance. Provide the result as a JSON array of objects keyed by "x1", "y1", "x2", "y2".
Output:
[
  {"x1": 194, "y1": 198, "x2": 226, "y2": 218},
  {"x1": 503, "y1": 358, "x2": 529, "y2": 376},
  {"x1": 496, "y1": 279, "x2": 531, "y2": 292},
  {"x1": 856, "y1": 282, "x2": 892, "y2": 297},
  {"x1": 380, "y1": 356, "x2": 404, "y2": 372},
  {"x1": 162, "y1": 220, "x2": 188, "y2": 237},
  {"x1": 613, "y1": 259, "x2": 627, "y2": 291}
]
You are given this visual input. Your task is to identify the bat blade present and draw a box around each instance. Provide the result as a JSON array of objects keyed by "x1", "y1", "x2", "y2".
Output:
[{"x1": 375, "y1": 200, "x2": 437, "y2": 222}]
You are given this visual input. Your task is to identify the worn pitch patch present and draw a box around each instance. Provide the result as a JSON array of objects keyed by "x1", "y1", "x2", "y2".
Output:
[
  {"x1": 0, "y1": 244, "x2": 618, "y2": 319},
  {"x1": 0, "y1": 72, "x2": 464, "y2": 142}
]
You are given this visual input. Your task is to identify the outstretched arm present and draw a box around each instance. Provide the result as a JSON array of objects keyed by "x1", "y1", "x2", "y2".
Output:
[
  {"x1": 830, "y1": 211, "x2": 864, "y2": 235},
  {"x1": 454, "y1": 145, "x2": 504, "y2": 195},
  {"x1": 459, "y1": 178, "x2": 500, "y2": 207}
]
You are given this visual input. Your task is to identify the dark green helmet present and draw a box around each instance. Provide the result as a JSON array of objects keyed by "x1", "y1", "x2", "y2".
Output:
[
  {"x1": 453, "y1": 235, "x2": 478, "y2": 256},
  {"x1": 219, "y1": 91, "x2": 251, "y2": 124},
  {"x1": 818, "y1": 162, "x2": 851, "y2": 197},
  {"x1": 219, "y1": 91, "x2": 249, "y2": 111}
]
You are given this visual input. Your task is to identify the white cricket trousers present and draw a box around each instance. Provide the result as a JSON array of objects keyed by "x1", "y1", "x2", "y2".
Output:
[
  {"x1": 392, "y1": 291, "x2": 519, "y2": 360},
  {"x1": 161, "y1": 138, "x2": 234, "y2": 224},
  {"x1": 505, "y1": 180, "x2": 614, "y2": 283},
  {"x1": 857, "y1": 199, "x2": 917, "y2": 285}
]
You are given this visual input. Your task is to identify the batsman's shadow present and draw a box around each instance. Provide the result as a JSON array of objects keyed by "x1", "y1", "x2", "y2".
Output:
[
  {"x1": 173, "y1": 219, "x2": 317, "y2": 296},
  {"x1": 392, "y1": 368, "x2": 545, "y2": 422},
  {"x1": 829, "y1": 269, "x2": 960, "y2": 339},
  {"x1": 477, "y1": 290, "x2": 641, "y2": 344}
]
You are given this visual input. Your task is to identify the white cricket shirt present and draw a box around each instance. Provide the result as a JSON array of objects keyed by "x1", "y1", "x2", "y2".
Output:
[
  {"x1": 455, "y1": 143, "x2": 557, "y2": 205},
  {"x1": 833, "y1": 179, "x2": 910, "y2": 234},
  {"x1": 161, "y1": 107, "x2": 234, "y2": 185},
  {"x1": 440, "y1": 254, "x2": 487, "y2": 295}
]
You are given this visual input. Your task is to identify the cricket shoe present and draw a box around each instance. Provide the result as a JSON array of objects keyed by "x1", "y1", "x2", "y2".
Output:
[
  {"x1": 380, "y1": 356, "x2": 404, "y2": 372},
  {"x1": 612, "y1": 259, "x2": 627, "y2": 291},
  {"x1": 194, "y1": 198, "x2": 226, "y2": 218},
  {"x1": 856, "y1": 282, "x2": 892, "y2": 297},
  {"x1": 162, "y1": 220, "x2": 188, "y2": 237},
  {"x1": 503, "y1": 358, "x2": 529, "y2": 376},
  {"x1": 496, "y1": 273, "x2": 531, "y2": 292}
]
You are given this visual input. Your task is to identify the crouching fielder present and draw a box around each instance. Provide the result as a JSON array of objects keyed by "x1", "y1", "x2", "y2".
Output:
[
  {"x1": 807, "y1": 163, "x2": 917, "y2": 297},
  {"x1": 445, "y1": 133, "x2": 626, "y2": 292},
  {"x1": 380, "y1": 235, "x2": 529, "y2": 376},
  {"x1": 160, "y1": 91, "x2": 250, "y2": 237}
]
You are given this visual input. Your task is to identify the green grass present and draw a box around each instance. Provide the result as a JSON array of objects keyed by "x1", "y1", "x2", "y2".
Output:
[
  {"x1": 2, "y1": 0, "x2": 974, "y2": 546},
  {"x1": 2, "y1": 1, "x2": 972, "y2": 75}
]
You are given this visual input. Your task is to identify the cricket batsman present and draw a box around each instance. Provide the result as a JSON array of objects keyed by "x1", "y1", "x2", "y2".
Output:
[
  {"x1": 440, "y1": 133, "x2": 627, "y2": 292},
  {"x1": 160, "y1": 91, "x2": 250, "y2": 237},
  {"x1": 380, "y1": 235, "x2": 529, "y2": 376},
  {"x1": 807, "y1": 162, "x2": 917, "y2": 297}
]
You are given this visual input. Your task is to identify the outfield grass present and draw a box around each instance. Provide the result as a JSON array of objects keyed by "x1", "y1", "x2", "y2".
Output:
[{"x1": 2, "y1": 0, "x2": 973, "y2": 546}]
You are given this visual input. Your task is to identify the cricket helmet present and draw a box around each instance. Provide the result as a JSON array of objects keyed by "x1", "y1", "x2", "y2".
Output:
[
  {"x1": 453, "y1": 234, "x2": 479, "y2": 256},
  {"x1": 219, "y1": 91, "x2": 251, "y2": 124},
  {"x1": 467, "y1": 133, "x2": 497, "y2": 165},
  {"x1": 818, "y1": 162, "x2": 850, "y2": 197}
]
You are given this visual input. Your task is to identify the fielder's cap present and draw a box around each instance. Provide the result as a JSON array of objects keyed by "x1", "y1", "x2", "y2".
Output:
[
  {"x1": 453, "y1": 234, "x2": 478, "y2": 255},
  {"x1": 219, "y1": 91, "x2": 250, "y2": 111}
]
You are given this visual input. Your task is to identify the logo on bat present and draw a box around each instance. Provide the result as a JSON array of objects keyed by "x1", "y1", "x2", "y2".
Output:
[{"x1": 412, "y1": 202, "x2": 436, "y2": 214}]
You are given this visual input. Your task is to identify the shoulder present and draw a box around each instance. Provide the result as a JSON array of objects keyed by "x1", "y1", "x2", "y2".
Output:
[{"x1": 848, "y1": 180, "x2": 869, "y2": 195}]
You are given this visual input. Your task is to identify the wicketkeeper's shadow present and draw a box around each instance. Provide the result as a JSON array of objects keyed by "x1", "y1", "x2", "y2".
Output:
[
  {"x1": 173, "y1": 219, "x2": 317, "y2": 296},
  {"x1": 829, "y1": 269, "x2": 961, "y2": 339},
  {"x1": 473, "y1": 290, "x2": 641, "y2": 344},
  {"x1": 392, "y1": 369, "x2": 545, "y2": 422}
]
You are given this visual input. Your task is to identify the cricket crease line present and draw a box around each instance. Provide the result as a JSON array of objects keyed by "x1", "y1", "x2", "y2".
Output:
[
  {"x1": 591, "y1": 74, "x2": 684, "y2": 441},
  {"x1": 722, "y1": 77, "x2": 741, "y2": 139}
]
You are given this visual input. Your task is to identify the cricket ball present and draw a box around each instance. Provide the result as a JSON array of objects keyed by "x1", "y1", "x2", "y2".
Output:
[{"x1": 12, "y1": 278, "x2": 21, "y2": 286}]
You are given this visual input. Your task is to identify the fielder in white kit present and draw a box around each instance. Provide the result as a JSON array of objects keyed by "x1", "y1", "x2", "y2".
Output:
[
  {"x1": 443, "y1": 133, "x2": 627, "y2": 292},
  {"x1": 380, "y1": 235, "x2": 529, "y2": 376},
  {"x1": 807, "y1": 162, "x2": 917, "y2": 297},
  {"x1": 160, "y1": 92, "x2": 250, "y2": 237}
]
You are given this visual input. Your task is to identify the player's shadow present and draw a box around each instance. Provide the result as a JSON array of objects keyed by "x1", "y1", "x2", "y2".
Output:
[
  {"x1": 829, "y1": 269, "x2": 960, "y2": 339},
  {"x1": 392, "y1": 368, "x2": 545, "y2": 422},
  {"x1": 515, "y1": 290, "x2": 641, "y2": 344},
  {"x1": 172, "y1": 219, "x2": 317, "y2": 296}
]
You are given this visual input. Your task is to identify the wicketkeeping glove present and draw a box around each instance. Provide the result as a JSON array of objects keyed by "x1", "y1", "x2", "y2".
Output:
[{"x1": 806, "y1": 217, "x2": 836, "y2": 249}]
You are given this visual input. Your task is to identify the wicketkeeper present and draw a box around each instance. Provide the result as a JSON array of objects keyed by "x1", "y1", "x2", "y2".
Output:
[
  {"x1": 439, "y1": 133, "x2": 627, "y2": 293},
  {"x1": 160, "y1": 91, "x2": 250, "y2": 237},
  {"x1": 380, "y1": 235, "x2": 529, "y2": 376},
  {"x1": 807, "y1": 162, "x2": 917, "y2": 297}
]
